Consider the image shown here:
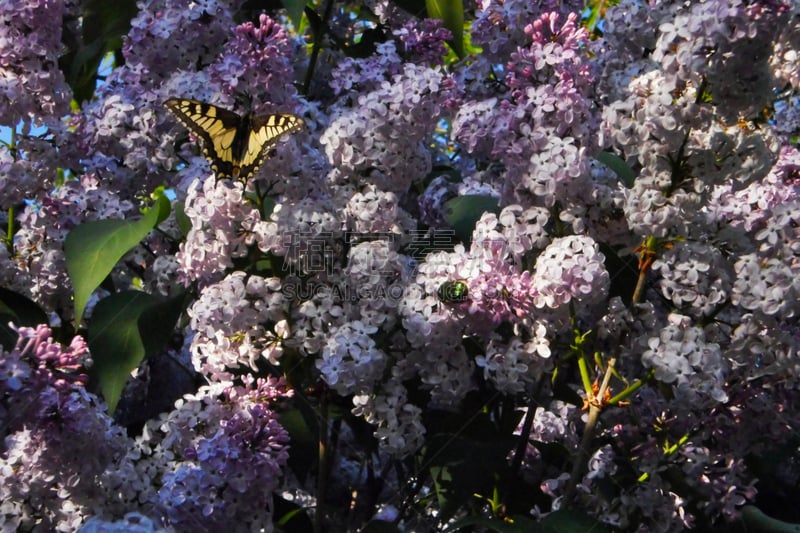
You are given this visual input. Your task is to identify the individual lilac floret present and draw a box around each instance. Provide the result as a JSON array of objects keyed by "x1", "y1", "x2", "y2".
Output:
[{"x1": 531, "y1": 235, "x2": 609, "y2": 309}]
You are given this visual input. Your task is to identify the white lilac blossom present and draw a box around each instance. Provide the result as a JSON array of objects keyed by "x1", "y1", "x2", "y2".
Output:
[
  {"x1": 652, "y1": 241, "x2": 732, "y2": 317},
  {"x1": 531, "y1": 235, "x2": 610, "y2": 310},
  {"x1": 320, "y1": 63, "x2": 451, "y2": 193},
  {"x1": 177, "y1": 176, "x2": 262, "y2": 286},
  {"x1": 641, "y1": 319, "x2": 728, "y2": 405},
  {"x1": 317, "y1": 320, "x2": 387, "y2": 395},
  {"x1": 188, "y1": 271, "x2": 288, "y2": 379}
]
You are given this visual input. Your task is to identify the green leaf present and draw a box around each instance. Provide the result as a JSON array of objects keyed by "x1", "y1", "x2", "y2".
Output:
[
  {"x1": 281, "y1": 0, "x2": 305, "y2": 29},
  {"x1": 443, "y1": 194, "x2": 500, "y2": 245},
  {"x1": 595, "y1": 151, "x2": 636, "y2": 189},
  {"x1": 426, "y1": 0, "x2": 464, "y2": 57},
  {"x1": 740, "y1": 506, "x2": 800, "y2": 532},
  {"x1": 65, "y1": 194, "x2": 170, "y2": 326},
  {"x1": 138, "y1": 291, "x2": 189, "y2": 357},
  {"x1": 87, "y1": 291, "x2": 157, "y2": 413},
  {"x1": 0, "y1": 288, "x2": 49, "y2": 350}
]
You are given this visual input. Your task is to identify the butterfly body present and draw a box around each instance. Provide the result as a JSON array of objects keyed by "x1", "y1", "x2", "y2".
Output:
[{"x1": 164, "y1": 98, "x2": 304, "y2": 182}]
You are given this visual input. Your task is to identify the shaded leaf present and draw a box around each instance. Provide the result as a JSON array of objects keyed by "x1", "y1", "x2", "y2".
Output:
[
  {"x1": 425, "y1": 433, "x2": 512, "y2": 522},
  {"x1": 0, "y1": 288, "x2": 49, "y2": 350},
  {"x1": 274, "y1": 493, "x2": 314, "y2": 532},
  {"x1": 538, "y1": 509, "x2": 611, "y2": 533},
  {"x1": 596, "y1": 151, "x2": 636, "y2": 189},
  {"x1": 173, "y1": 200, "x2": 192, "y2": 237},
  {"x1": 281, "y1": 403, "x2": 320, "y2": 483},
  {"x1": 138, "y1": 291, "x2": 189, "y2": 358},
  {"x1": 87, "y1": 291, "x2": 158, "y2": 413},
  {"x1": 443, "y1": 194, "x2": 500, "y2": 245},
  {"x1": 60, "y1": 0, "x2": 138, "y2": 102}
]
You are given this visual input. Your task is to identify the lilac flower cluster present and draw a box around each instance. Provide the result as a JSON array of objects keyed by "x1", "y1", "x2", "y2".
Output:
[
  {"x1": 130, "y1": 379, "x2": 292, "y2": 530},
  {"x1": 4, "y1": 175, "x2": 135, "y2": 318},
  {"x1": 453, "y1": 9, "x2": 597, "y2": 208},
  {"x1": 394, "y1": 18, "x2": 452, "y2": 66},
  {"x1": 209, "y1": 14, "x2": 299, "y2": 109},
  {"x1": 188, "y1": 270, "x2": 288, "y2": 379},
  {"x1": 177, "y1": 177, "x2": 262, "y2": 286},
  {"x1": 0, "y1": 325, "x2": 130, "y2": 531},
  {"x1": 321, "y1": 62, "x2": 452, "y2": 193},
  {"x1": 0, "y1": 0, "x2": 73, "y2": 126}
]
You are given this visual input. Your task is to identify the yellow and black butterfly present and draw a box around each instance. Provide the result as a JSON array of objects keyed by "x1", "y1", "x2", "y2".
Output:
[{"x1": 164, "y1": 98, "x2": 304, "y2": 182}]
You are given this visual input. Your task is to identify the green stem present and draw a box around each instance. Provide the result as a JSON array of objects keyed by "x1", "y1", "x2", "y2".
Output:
[
  {"x1": 303, "y1": 0, "x2": 335, "y2": 96},
  {"x1": 608, "y1": 369, "x2": 655, "y2": 406},
  {"x1": 563, "y1": 356, "x2": 617, "y2": 506}
]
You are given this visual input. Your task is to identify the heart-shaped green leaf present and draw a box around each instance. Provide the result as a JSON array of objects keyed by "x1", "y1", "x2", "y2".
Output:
[{"x1": 65, "y1": 193, "x2": 170, "y2": 326}]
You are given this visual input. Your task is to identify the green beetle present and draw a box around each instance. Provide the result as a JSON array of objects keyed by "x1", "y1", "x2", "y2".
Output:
[{"x1": 437, "y1": 279, "x2": 470, "y2": 304}]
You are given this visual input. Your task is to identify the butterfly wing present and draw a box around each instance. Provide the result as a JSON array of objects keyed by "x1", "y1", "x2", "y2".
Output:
[
  {"x1": 164, "y1": 98, "x2": 243, "y2": 179},
  {"x1": 238, "y1": 114, "x2": 305, "y2": 181}
]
